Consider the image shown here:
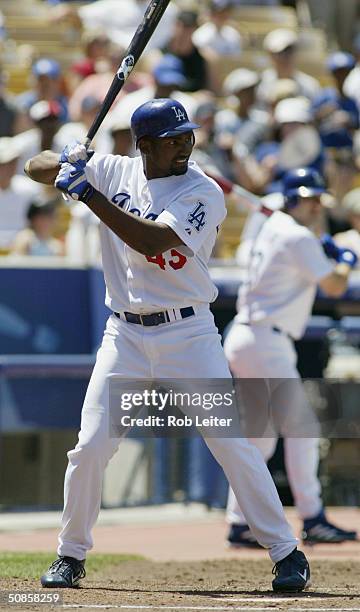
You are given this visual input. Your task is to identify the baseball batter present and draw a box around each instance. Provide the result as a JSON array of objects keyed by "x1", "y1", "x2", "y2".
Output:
[
  {"x1": 224, "y1": 168, "x2": 358, "y2": 547},
  {"x1": 26, "y1": 99, "x2": 310, "y2": 592}
]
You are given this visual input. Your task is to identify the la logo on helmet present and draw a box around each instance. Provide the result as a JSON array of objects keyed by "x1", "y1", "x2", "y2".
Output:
[{"x1": 172, "y1": 106, "x2": 186, "y2": 122}]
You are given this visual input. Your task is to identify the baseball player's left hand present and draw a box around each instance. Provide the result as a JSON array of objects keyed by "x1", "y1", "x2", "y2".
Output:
[
  {"x1": 321, "y1": 234, "x2": 358, "y2": 267},
  {"x1": 55, "y1": 161, "x2": 94, "y2": 203},
  {"x1": 60, "y1": 142, "x2": 95, "y2": 165}
]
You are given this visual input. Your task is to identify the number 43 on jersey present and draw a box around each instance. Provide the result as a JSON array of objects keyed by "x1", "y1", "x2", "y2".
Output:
[{"x1": 146, "y1": 249, "x2": 187, "y2": 270}]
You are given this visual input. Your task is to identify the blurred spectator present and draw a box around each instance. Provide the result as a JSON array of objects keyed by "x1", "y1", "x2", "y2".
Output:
[
  {"x1": 65, "y1": 199, "x2": 100, "y2": 264},
  {"x1": 313, "y1": 53, "x2": 359, "y2": 151},
  {"x1": 16, "y1": 58, "x2": 69, "y2": 130},
  {"x1": 306, "y1": 0, "x2": 359, "y2": 52},
  {"x1": 53, "y1": 95, "x2": 107, "y2": 153},
  {"x1": 0, "y1": 67, "x2": 19, "y2": 137},
  {"x1": 313, "y1": 52, "x2": 359, "y2": 209},
  {"x1": 333, "y1": 187, "x2": 360, "y2": 263},
  {"x1": 49, "y1": 0, "x2": 177, "y2": 51},
  {"x1": 67, "y1": 30, "x2": 111, "y2": 94},
  {"x1": 151, "y1": 54, "x2": 189, "y2": 99},
  {"x1": 344, "y1": 34, "x2": 360, "y2": 112},
  {"x1": 30, "y1": 99, "x2": 62, "y2": 151},
  {"x1": 232, "y1": 96, "x2": 324, "y2": 194},
  {"x1": 0, "y1": 137, "x2": 42, "y2": 252},
  {"x1": 161, "y1": 10, "x2": 210, "y2": 92},
  {"x1": 10, "y1": 199, "x2": 64, "y2": 256},
  {"x1": 192, "y1": 97, "x2": 233, "y2": 181},
  {"x1": 257, "y1": 29, "x2": 320, "y2": 106},
  {"x1": 14, "y1": 99, "x2": 62, "y2": 175},
  {"x1": 108, "y1": 112, "x2": 135, "y2": 157},
  {"x1": 192, "y1": 0, "x2": 242, "y2": 57},
  {"x1": 68, "y1": 43, "x2": 149, "y2": 121},
  {"x1": 217, "y1": 68, "x2": 270, "y2": 156},
  {"x1": 265, "y1": 77, "x2": 300, "y2": 112}
]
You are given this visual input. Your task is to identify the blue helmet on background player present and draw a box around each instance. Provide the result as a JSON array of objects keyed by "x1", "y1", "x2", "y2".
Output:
[
  {"x1": 131, "y1": 98, "x2": 200, "y2": 147},
  {"x1": 283, "y1": 168, "x2": 327, "y2": 208}
]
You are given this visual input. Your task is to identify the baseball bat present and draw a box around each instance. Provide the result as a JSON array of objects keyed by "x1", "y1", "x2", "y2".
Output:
[
  {"x1": 203, "y1": 167, "x2": 274, "y2": 217},
  {"x1": 84, "y1": 0, "x2": 171, "y2": 148}
]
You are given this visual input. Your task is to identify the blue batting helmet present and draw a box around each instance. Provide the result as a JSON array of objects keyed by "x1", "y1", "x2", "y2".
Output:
[
  {"x1": 130, "y1": 98, "x2": 200, "y2": 146},
  {"x1": 283, "y1": 168, "x2": 326, "y2": 208}
]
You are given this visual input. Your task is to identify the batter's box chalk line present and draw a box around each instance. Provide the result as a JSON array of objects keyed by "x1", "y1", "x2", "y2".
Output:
[
  {"x1": 215, "y1": 597, "x2": 332, "y2": 602},
  {"x1": 62, "y1": 605, "x2": 360, "y2": 611}
]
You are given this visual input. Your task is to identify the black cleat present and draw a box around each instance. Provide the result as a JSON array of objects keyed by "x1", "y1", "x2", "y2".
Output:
[
  {"x1": 302, "y1": 510, "x2": 357, "y2": 544},
  {"x1": 41, "y1": 556, "x2": 86, "y2": 588},
  {"x1": 227, "y1": 523, "x2": 262, "y2": 549},
  {"x1": 272, "y1": 548, "x2": 310, "y2": 593}
]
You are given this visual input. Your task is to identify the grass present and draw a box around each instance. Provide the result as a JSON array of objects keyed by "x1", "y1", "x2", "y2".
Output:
[{"x1": 0, "y1": 552, "x2": 144, "y2": 580}]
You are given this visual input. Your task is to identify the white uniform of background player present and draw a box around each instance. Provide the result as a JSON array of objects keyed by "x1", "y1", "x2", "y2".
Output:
[{"x1": 224, "y1": 169, "x2": 358, "y2": 543}]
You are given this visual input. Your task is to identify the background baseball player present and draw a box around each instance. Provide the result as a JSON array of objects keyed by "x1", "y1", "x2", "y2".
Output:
[
  {"x1": 224, "y1": 168, "x2": 358, "y2": 548},
  {"x1": 25, "y1": 98, "x2": 310, "y2": 593}
]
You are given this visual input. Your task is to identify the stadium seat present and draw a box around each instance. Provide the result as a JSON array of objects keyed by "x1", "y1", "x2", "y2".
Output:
[{"x1": 231, "y1": 6, "x2": 298, "y2": 29}]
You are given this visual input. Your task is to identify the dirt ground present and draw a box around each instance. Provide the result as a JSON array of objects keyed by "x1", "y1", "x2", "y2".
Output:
[
  {"x1": 2, "y1": 558, "x2": 360, "y2": 611},
  {"x1": 1, "y1": 508, "x2": 359, "y2": 610}
]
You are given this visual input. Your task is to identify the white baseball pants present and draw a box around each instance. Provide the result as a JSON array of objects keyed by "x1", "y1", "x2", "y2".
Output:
[
  {"x1": 224, "y1": 322, "x2": 322, "y2": 525},
  {"x1": 58, "y1": 308, "x2": 297, "y2": 562}
]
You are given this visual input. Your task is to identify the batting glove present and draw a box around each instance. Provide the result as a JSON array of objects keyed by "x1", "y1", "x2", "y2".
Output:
[
  {"x1": 55, "y1": 161, "x2": 94, "y2": 203},
  {"x1": 59, "y1": 142, "x2": 94, "y2": 165},
  {"x1": 321, "y1": 234, "x2": 358, "y2": 268}
]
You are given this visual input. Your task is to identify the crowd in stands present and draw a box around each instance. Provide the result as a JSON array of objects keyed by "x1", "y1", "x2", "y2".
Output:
[{"x1": 0, "y1": 0, "x2": 360, "y2": 264}]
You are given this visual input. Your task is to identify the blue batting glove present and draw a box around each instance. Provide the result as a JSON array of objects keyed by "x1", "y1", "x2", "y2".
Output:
[
  {"x1": 59, "y1": 142, "x2": 94, "y2": 165},
  {"x1": 337, "y1": 247, "x2": 358, "y2": 268},
  {"x1": 55, "y1": 161, "x2": 94, "y2": 203},
  {"x1": 320, "y1": 234, "x2": 341, "y2": 260}
]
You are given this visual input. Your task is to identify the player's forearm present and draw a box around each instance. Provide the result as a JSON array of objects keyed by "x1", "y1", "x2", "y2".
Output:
[
  {"x1": 25, "y1": 151, "x2": 60, "y2": 185},
  {"x1": 319, "y1": 263, "x2": 351, "y2": 298},
  {"x1": 86, "y1": 189, "x2": 182, "y2": 256}
]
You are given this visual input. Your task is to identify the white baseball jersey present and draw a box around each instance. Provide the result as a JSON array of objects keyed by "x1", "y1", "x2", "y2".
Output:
[
  {"x1": 85, "y1": 155, "x2": 226, "y2": 313},
  {"x1": 236, "y1": 210, "x2": 333, "y2": 339},
  {"x1": 235, "y1": 193, "x2": 284, "y2": 267}
]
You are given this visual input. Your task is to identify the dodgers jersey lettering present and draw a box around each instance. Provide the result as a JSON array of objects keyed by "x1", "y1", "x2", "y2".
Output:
[
  {"x1": 85, "y1": 154, "x2": 226, "y2": 313},
  {"x1": 236, "y1": 210, "x2": 333, "y2": 339}
]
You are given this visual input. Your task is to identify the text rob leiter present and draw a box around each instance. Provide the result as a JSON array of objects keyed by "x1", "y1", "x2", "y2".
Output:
[{"x1": 120, "y1": 415, "x2": 233, "y2": 428}]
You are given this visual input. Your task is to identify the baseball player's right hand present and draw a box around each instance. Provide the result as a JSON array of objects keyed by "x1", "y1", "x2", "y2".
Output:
[
  {"x1": 59, "y1": 142, "x2": 95, "y2": 165},
  {"x1": 55, "y1": 161, "x2": 94, "y2": 203}
]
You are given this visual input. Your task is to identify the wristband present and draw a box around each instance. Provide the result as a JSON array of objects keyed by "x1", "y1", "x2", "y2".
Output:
[
  {"x1": 338, "y1": 249, "x2": 358, "y2": 268},
  {"x1": 80, "y1": 183, "x2": 95, "y2": 204}
]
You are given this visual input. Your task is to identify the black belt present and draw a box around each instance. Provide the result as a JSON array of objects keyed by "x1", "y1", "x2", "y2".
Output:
[
  {"x1": 114, "y1": 306, "x2": 195, "y2": 326},
  {"x1": 242, "y1": 322, "x2": 287, "y2": 336}
]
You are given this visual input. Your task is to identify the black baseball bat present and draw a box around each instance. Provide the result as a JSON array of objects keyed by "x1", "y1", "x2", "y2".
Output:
[{"x1": 85, "y1": 0, "x2": 171, "y2": 147}]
